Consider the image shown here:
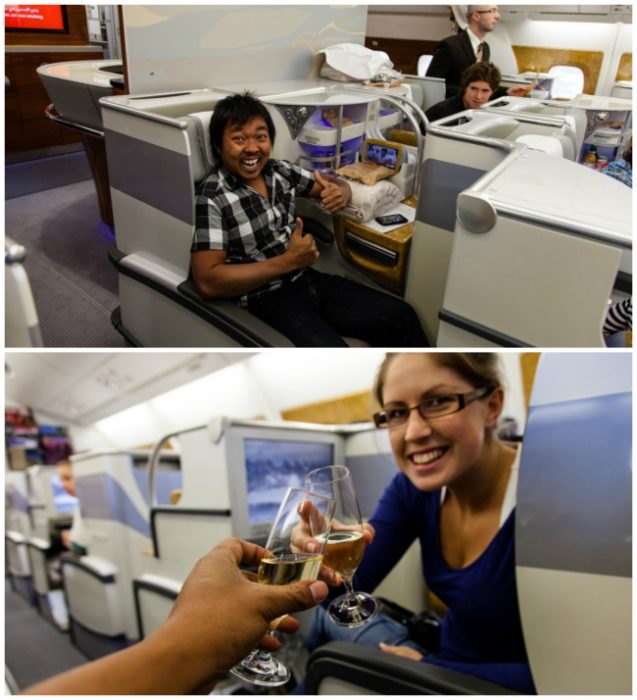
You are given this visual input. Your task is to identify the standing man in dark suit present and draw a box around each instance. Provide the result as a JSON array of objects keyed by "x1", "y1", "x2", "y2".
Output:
[{"x1": 427, "y1": 5, "x2": 501, "y2": 98}]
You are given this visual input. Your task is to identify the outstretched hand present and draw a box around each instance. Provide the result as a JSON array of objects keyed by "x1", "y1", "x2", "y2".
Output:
[
  {"x1": 164, "y1": 538, "x2": 329, "y2": 687},
  {"x1": 507, "y1": 85, "x2": 532, "y2": 97},
  {"x1": 21, "y1": 538, "x2": 329, "y2": 696},
  {"x1": 314, "y1": 170, "x2": 351, "y2": 212}
]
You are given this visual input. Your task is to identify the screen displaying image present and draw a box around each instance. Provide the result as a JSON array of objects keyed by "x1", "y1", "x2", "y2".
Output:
[
  {"x1": 5, "y1": 5, "x2": 68, "y2": 33},
  {"x1": 244, "y1": 439, "x2": 334, "y2": 527},
  {"x1": 365, "y1": 143, "x2": 398, "y2": 169}
]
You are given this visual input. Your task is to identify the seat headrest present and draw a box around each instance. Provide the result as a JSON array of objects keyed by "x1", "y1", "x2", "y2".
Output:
[{"x1": 185, "y1": 111, "x2": 217, "y2": 183}]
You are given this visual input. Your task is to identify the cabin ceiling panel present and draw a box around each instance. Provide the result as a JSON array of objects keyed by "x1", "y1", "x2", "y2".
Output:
[
  {"x1": 500, "y1": 4, "x2": 631, "y2": 21},
  {"x1": 5, "y1": 353, "x2": 111, "y2": 410},
  {"x1": 5, "y1": 352, "x2": 257, "y2": 425}
]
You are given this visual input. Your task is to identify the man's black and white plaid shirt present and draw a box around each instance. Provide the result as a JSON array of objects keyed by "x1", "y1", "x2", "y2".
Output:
[{"x1": 192, "y1": 159, "x2": 315, "y2": 307}]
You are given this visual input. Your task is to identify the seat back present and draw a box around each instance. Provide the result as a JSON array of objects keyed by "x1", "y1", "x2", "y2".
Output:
[
  {"x1": 5, "y1": 531, "x2": 31, "y2": 578},
  {"x1": 67, "y1": 451, "x2": 154, "y2": 642},
  {"x1": 5, "y1": 240, "x2": 43, "y2": 348},
  {"x1": 404, "y1": 75, "x2": 446, "y2": 112},
  {"x1": 102, "y1": 95, "x2": 224, "y2": 277},
  {"x1": 61, "y1": 554, "x2": 129, "y2": 658},
  {"x1": 184, "y1": 110, "x2": 216, "y2": 185},
  {"x1": 417, "y1": 54, "x2": 433, "y2": 77},
  {"x1": 516, "y1": 353, "x2": 631, "y2": 694},
  {"x1": 610, "y1": 81, "x2": 632, "y2": 100},
  {"x1": 25, "y1": 539, "x2": 51, "y2": 596},
  {"x1": 134, "y1": 424, "x2": 234, "y2": 635},
  {"x1": 5, "y1": 471, "x2": 31, "y2": 537},
  {"x1": 133, "y1": 574, "x2": 180, "y2": 639}
]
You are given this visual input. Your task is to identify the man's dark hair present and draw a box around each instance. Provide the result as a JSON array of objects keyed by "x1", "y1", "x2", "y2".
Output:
[
  {"x1": 209, "y1": 91, "x2": 276, "y2": 155},
  {"x1": 460, "y1": 61, "x2": 501, "y2": 93}
]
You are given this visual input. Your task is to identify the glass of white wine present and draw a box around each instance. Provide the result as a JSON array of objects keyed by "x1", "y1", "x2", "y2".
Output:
[
  {"x1": 230, "y1": 486, "x2": 335, "y2": 687},
  {"x1": 305, "y1": 465, "x2": 378, "y2": 627}
]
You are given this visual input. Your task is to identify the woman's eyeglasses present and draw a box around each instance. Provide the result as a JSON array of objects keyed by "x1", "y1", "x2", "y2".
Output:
[{"x1": 373, "y1": 386, "x2": 497, "y2": 429}]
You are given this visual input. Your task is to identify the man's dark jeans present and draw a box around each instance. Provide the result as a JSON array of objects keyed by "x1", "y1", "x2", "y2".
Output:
[{"x1": 247, "y1": 269, "x2": 429, "y2": 347}]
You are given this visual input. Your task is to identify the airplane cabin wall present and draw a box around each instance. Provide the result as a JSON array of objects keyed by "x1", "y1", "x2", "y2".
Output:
[
  {"x1": 121, "y1": 5, "x2": 368, "y2": 93},
  {"x1": 503, "y1": 18, "x2": 632, "y2": 95},
  {"x1": 365, "y1": 8, "x2": 452, "y2": 41}
]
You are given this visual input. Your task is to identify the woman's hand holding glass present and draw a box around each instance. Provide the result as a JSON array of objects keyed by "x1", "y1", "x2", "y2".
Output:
[
  {"x1": 305, "y1": 465, "x2": 378, "y2": 627},
  {"x1": 292, "y1": 500, "x2": 375, "y2": 587},
  {"x1": 230, "y1": 487, "x2": 335, "y2": 687}
]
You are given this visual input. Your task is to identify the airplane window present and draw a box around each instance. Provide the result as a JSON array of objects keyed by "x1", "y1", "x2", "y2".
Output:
[{"x1": 548, "y1": 65, "x2": 584, "y2": 99}]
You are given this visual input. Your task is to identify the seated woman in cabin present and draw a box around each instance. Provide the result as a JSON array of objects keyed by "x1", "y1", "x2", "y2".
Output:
[
  {"x1": 425, "y1": 62, "x2": 526, "y2": 123},
  {"x1": 300, "y1": 352, "x2": 536, "y2": 694},
  {"x1": 189, "y1": 91, "x2": 428, "y2": 348}
]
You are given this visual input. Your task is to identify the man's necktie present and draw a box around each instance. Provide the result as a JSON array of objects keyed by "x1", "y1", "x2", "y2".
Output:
[{"x1": 476, "y1": 43, "x2": 485, "y2": 62}]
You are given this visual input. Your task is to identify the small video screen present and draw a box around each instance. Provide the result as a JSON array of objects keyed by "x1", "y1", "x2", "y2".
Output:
[
  {"x1": 244, "y1": 438, "x2": 334, "y2": 527},
  {"x1": 365, "y1": 143, "x2": 398, "y2": 169}
]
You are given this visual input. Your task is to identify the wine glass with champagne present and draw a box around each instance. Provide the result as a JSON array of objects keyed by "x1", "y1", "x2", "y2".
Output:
[
  {"x1": 230, "y1": 487, "x2": 335, "y2": 687},
  {"x1": 305, "y1": 465, "x2": 378, "y2": 627}
]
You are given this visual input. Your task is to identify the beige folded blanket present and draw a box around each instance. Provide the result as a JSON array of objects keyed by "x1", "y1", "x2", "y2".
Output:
[{"x1": 339, "y1": 179, "x2": 403, "y2": 223}]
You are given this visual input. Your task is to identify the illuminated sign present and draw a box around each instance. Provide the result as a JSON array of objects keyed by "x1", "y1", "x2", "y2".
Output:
[{"x1": 5, "y1": 5, "x2": 69, "y2": 33}]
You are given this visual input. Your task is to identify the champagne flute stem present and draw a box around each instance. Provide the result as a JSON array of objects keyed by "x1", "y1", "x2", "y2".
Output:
[
  {"x1": 242, "y1": 632, "x2": 277, "y2": 666},
  {"x1": 339, "y1": 578, "x2": 355, "y2": 607}
]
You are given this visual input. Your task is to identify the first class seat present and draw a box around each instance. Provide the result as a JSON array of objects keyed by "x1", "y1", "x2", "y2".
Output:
[
  {"x1": 102, "y1": 94, "x2": 298, "y2": 347},
  {"x1": 102, "y1": 96, "x2": 348, "y2": 348}
]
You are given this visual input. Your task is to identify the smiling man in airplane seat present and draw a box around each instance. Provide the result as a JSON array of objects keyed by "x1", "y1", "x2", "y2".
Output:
[{"x1": 190, "y1": 91, "x2": 429, "y2": 348}]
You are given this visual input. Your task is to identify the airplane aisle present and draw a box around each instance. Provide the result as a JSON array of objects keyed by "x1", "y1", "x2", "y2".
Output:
[
  {"x1": 5, "y1": 152, "x2": 125, "y2": 348},
  {"x1": 4, "y1": 579, "x2": 87, "y2": 692}
]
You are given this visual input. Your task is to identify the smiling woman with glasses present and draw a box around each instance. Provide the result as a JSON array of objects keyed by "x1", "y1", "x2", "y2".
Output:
[
  {"x1": 302, "y1": 352, "x2": 536, "y2": 695},
  {"x1": 374, "y1": 385, "x2": 497, "y2": 429}
]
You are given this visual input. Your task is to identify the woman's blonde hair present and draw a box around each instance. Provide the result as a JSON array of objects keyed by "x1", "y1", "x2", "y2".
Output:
[{"x1": 374, "y1": 353, "x2": 504, "y2": 405}]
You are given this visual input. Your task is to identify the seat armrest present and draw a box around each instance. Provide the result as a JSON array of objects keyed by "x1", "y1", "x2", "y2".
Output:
[
  {"x1": 178, "y1": 279, "x2": 296, "y2": 346},
  {"x1": 303, "y1": 217, "x2": 334, "y2": 244},
  {"x1": 305, "y1": 641, "x2": 518, "y2": 695}
]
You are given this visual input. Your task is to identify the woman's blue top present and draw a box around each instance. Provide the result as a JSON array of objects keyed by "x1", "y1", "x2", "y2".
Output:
[{"x1": 355, "y1": 471, "x2": 536, "y2": 693}]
